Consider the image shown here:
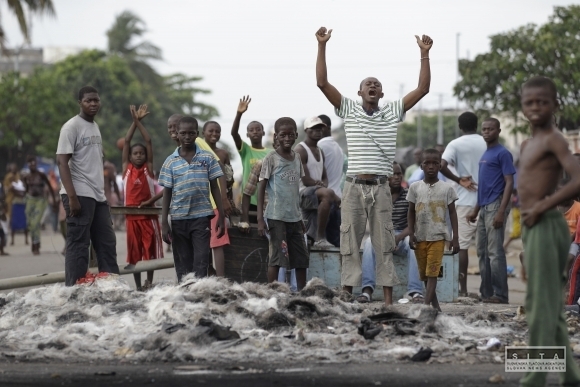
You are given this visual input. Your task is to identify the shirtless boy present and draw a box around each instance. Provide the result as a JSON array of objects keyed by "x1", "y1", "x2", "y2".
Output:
[{"x1": 518, "y1": 76, "x2": 580, "y2": 387}]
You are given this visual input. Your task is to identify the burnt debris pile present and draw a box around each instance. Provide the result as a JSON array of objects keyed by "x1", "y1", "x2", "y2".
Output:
[{"x1": 0, "y1": 276, "x2": 530, "y2": 363}]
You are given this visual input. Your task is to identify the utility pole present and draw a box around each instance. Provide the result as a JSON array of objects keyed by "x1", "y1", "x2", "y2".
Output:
[
  {"x1": 437, "y1": 94, "x2": 444, "y2": 145},
  {"x1": 417, "y1": 103, "x2": 423, "y2": 148},
  {"x1": 455, "y1": 32, "x2": 461, "y2": 138}
]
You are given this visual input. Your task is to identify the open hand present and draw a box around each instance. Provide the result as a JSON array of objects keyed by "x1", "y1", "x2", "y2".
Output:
[
  {"x1": 459, "y1": 176, "x2": 477, "y2": 192},
  {"x1": 137, "y1": 104, "x2": 149, "y2": 120},
  {"x1": 415, "y1": 34, "x2": 433, "y2": 51},
  {"x1": 130, "y1": 105, "x2": 138, "y2": 121},
  {"x1": 316, "y1": 27, "x2": 332, "y2": 43},
  {"x1": 237, "y1": 96, "x2": 251, "y2": 114}
]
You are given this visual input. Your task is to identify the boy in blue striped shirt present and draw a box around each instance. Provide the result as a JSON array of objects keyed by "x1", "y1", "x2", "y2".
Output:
[{"x1": 159, "y1": 116, "x2": 225, "y2": 282}]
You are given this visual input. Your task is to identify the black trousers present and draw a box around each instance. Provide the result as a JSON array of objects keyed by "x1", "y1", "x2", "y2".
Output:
[
  {"x1": 171, "y1": 217, "x2": 211, "y2": 282},
  {"x1": 62, "y1": 195, "x2": 119, "y2": 286}
]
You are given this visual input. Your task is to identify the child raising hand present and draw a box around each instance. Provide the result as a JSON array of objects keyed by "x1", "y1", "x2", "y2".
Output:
[{"x1": 122, "y1": 104, "x2": 164, "y2": 290}]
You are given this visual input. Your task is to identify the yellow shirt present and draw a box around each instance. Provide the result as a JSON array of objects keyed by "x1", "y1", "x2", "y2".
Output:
[{"x1": 195, "y1": 138, "x2": 219, "y2": 209}]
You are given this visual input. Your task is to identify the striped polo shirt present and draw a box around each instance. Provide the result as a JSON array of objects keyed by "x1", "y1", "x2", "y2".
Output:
[
  {"x1": 158, "y1": 145, "x2": 223, "y2": 220},
  {"x1": 392, "y1": 187, "x2": 409, "y2": 231},
  {"x1": 335, "y1": 96, "x2": 405, "y2": 176}
]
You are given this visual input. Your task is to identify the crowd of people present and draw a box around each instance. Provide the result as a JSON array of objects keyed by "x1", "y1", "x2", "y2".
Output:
[{"x1": 1, "y1": 26, "x2": 579, "y2": 385}]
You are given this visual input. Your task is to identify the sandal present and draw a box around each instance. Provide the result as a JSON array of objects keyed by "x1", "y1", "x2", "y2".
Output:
[
  {"x1": 356, "y1": 292, "x2": 372, "y2": 303},
  {"x1": 411, "y1": 293, "x2": 424, "y2": 304}
]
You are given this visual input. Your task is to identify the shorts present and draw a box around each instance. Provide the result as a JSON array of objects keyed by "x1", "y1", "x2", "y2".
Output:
[
  {"x1": 267, "y1": 219, "x2": 309, "y2": 269},
  {"x1": 126, "y1": 218, "x2": 164, "y2": 265},
  {"x1": 510, "y1": 207, "x2": 521, "y2": 239},
  {"x1": 456, "y1": 205, "x2": 478, "y2": 250},
  {"x1": 210, "y1": 209, "x2": 230, "y2": 248},
  {"x1": 299, "y1": 186, "x2": 320, "y2": 211},
  {"x1": 415, "y1": 240, "x2": 445, "y2": 281}
]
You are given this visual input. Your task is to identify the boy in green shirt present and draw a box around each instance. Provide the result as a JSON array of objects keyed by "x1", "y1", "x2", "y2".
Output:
[{"x1": 231, "y1": 96, "x2": 270, "y2": 212}]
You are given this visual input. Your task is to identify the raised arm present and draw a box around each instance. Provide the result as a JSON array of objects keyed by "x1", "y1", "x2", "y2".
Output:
[
  {"x1": 231, "y1": 96, "x2": 251, "y2": 151},
  {"x1": 315, "y1": 27, "x2": 342, "y2": 109},
  {"x1": 402, "y1": 35, "x2": 433, "y2": 112},
  {"x1": 123, "y1": 105, "x2": 138, "y2": 174},
  {"x1": 133, "y1": 104, "x2": 153, "y2": 171}
]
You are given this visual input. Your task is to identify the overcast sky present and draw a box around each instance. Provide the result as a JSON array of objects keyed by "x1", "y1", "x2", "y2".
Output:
[{"x1": 0, "y1": 0, "x2": 572, "y2": 161}]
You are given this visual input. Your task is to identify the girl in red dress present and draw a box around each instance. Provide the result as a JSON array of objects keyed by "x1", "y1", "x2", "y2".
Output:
[{"x1": 122, "y1": 105, "x2": 163, "y2": 290}]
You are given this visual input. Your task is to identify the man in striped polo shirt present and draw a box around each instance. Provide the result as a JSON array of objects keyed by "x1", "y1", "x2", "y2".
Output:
[{"x1": 315, "y1": 27, "x2": 433, "y2": 305}]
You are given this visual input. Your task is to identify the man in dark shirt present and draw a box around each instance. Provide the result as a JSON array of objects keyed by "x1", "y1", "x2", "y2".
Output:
[{"x1": 357, "y1": 162, "x2": 424, "y2": 302}]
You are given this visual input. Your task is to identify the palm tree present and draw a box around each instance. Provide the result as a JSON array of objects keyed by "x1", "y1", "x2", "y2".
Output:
[
  {"x1": 106, "y1": 10, "x2": 163, "y2": 87},
  {"x1": 0, "y1": 0, "x2": 55, "y2": 51}
]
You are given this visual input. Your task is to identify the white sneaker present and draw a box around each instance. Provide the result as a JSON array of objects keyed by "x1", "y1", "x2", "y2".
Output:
[{"x1": 313, "y1": 239, "x2": 335, "y2": 249}]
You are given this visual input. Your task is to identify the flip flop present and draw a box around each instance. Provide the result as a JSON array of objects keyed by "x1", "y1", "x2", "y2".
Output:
[
  {"x1": 356, "y1": 293, "x2": 372, "y2": 303},
  {"x1": 411, "y1": 293, "x2": 424, "y2": 304}
]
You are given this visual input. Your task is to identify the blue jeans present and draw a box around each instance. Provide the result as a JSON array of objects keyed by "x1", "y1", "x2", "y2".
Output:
[
  {"x1": 477, "y1": 198, "x2": 510, "y2": 302},
  {"x1": 361, "y1": 231, "x2": 423, "y2": 295}
]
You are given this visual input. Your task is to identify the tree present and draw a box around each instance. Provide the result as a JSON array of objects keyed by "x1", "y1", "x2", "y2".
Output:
[
  {"x1": 106, "y1": 10, "x2": 162, "y2": 88},
  {"x1": 0, "y1": 10, "x2": 219, "y2": 172},
  {"x1": 454, "y1": 5, "x2": 580, "y2": 134},
  {"x1": 0, "y1": 0, "x2": 55, "y2": 51}
]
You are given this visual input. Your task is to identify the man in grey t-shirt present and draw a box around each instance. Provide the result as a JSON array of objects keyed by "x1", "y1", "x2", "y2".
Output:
[{"x1": 56, "y1": 86, "x2": 119, "y2": 286}]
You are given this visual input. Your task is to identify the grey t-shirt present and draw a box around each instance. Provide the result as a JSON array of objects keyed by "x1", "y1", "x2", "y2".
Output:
[
  {"x1": 407, "y1": 180, "x2": 458, "y2": 242},
  {"x1": 259, "y1": 150, "x2": 304, "y2": 222},
  {"x1": 56, "y1": 115, "x2": 106, "y2": 202}
]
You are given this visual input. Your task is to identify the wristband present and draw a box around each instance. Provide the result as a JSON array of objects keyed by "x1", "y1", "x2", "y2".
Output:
[{"x1": 420, "y1": 57, "x2": 430, "y2": 60}]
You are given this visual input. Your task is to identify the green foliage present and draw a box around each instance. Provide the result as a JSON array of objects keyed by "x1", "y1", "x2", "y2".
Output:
[
  {"x1": 454, "y1": 5, "x2": 580, "y2": 134},
  {"x1": 0, "y1": 10, "x2": 218, "y2": 172},
  {"x1": 397, "y1": 114, "x2": 458, "y2": 148}
]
